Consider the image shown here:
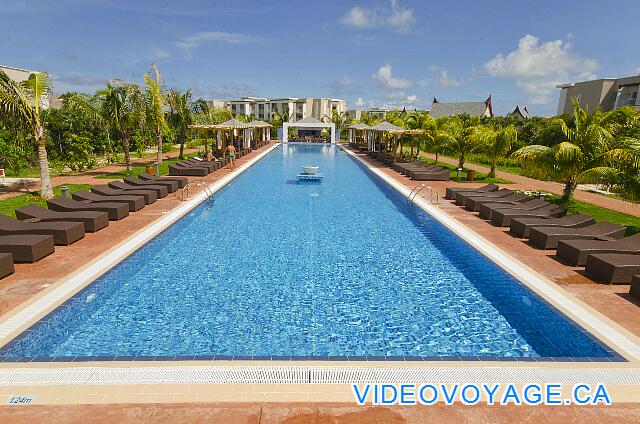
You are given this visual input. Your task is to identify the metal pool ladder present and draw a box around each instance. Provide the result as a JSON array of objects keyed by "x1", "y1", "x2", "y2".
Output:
[
  {"x1": 181, "y1": 180, "x2": 214, "y2": 207},
  {"x1": 407, "y1": 184, "x2": 439, "y2": 206}
]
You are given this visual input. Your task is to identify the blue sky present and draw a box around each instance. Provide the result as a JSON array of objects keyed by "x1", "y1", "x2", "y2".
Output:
[{"x1": 1, "y1": 0, "x2": 639, "y2": 116}]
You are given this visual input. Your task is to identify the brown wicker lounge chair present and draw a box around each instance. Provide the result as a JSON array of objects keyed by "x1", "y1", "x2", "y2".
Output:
[
  {"x1": 0, "y1": 214, "x2": 85, "y2": 245},
  {"x1": 91, "y1": 186, "x2": 157, "y2": 204},
  {"x1": 169, "y1": 163, "x2": 208, "y2": 177},
  {"x1": 47, "y1": 197, "x2": 129, "y2": 221},
  {"x1": 510, "y1": 214, "x2": 596, "y2": 238},
  {"x1": 0, "y1": 234, "x2": 55, "y2": 263},
  {"x1": 0, "y1": 252, "x2": 13, "y2": 279},
  {"x1": 472, "y1": 193, "x2": 532, "y2": 214},
  {"x1": 556, "y1": 232, "x2": 640, "y2": 266},
  {"x1": 630, "y1": 275, "x2": 640, "y2": 299},
  {"x1": 445, "y1": 184, "x2": 498, "y2": 200},
  {"x1": 183, "y1": 159, "x2": 216, "y2": 172},
  {"x1": 138, "y1": 173, "x2": 188, "y2": 188},
  {"x1": 586, "y1": 253, "x2": 640, "y2": 284},
  {"x1": 108, "y1": 181, "x2": 168, "y2": 198},
  {"x1": 123, "y1": 176, "x2": 178, "y2": 193},
  {"x1": 490, "y1": 204, "x2": 567, "y2": 227},
  {"x1": 72, "y1": 190, "x2": 145, "y2": 212},
  {"x1": 15, "y1": 204, "x2": 108, "y2": 233},
  {"x1": 454, "y1": 189, "x2": 514, "y2": 206},
  {"x1": 410, "y1": 168, "x2": 450, "y2": 181},
  {"x1": 528, "y1": 222, "x2": 626, "y2": 250}
]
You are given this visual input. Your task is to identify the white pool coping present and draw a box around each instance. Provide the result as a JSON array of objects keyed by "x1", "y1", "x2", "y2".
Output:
[
  {"x1": 0, "y1": 143, "x2": 638, "y2": 390},
  {"x1": 343, "y1": 147, "x2": 640, "y2": 363}
]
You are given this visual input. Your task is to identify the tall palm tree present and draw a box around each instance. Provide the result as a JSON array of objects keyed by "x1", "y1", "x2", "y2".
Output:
[
  {"x1": 482, "y1": 124, "x2": 518, "y2": 178},
  {"x1": 0, "y1": 70, "x2": 54, "y2": 198},
  {"x1": 357, "y1": 112, "x2": 380, "y2": 126},
  {"x1": 406, "y1": 111, "x2": 435, "y2": 158},
  {"x1": 144, "y1": 64, "x2": 166, "y2": 164},
  {"x1": 436, "y1": 115, "x2": 484, "y2": 169},
  {"x1": 167, "y1": 89, "x2": 193, "y2": 159},
  {"x1": 512, "y1": 99, "x2": 636, "y2": 202}
]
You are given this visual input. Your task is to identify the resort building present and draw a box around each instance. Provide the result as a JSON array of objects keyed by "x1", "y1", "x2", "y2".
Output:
[
  {"x1": 556, "y1": 74, "x2": 640, "y2": 115},
  {"x1": 208, "y1": 96, "x2": 347, "y2": 122},
  {"x1": 428, "y1": 96, "x2": 494, "y2": 118},
  {"x1": 345, "y1": 107, "x2": 390, "y2": 120},
  {"x1": 508, "y1": 105, "x2": 530, "y2": 119},
  {"x1": 0, "y1": 64, "x2": 54, "y2": 109}
]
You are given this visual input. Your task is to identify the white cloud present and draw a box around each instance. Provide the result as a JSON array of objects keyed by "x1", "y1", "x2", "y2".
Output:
[
  {"x1": 341, "y1": 1, "x2": 415, "y2": 33},
  {"x1": 372, "y1": 64, "x2": 413, "y2": 89},
  {"x1": 176, "y1": 31, "x2": 263, "y2": 50},
  {"x1": 435, "y1": 69, "x2": 463, "y2": 88},
  {"x1": 355, "y1": 97, "x2": 365, "y2": 106},
  {"x1": 485, "y1": 34, "x2": 598, "y2": 104},
  {"x1": 54, "y1": 72, "x2": 105, "y2": 87}
]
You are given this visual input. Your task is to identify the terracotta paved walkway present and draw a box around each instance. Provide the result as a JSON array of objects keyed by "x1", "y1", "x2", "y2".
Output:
[
  {"x1": 2, "y1": 402, "x2": 639, "y2": 423},
  {"x1": 420, "y1": 153, "x2": 640, "y2": 217}
]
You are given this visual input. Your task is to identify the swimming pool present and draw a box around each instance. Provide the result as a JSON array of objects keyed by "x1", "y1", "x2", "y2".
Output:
[{"x1": 0, "y1": 144, "x2": 619, "y2": 361}]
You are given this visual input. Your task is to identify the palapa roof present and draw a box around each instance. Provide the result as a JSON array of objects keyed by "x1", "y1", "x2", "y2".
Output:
[
  {"x1": 370, "y1": 121, "x2": 405, "y2": 132},
  {"x1": 250, "y1": 120, "x2": 272, "y2": 127},
  {"x1": 215, "y1": 118, "x2": 256, "y2": 129}
]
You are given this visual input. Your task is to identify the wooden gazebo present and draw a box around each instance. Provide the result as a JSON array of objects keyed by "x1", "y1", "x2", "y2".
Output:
[{"x1": 369, "y1": 121, "x2": 423, "y2": 161}]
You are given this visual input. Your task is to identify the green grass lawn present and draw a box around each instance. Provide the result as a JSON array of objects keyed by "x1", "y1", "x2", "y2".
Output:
[
  {"x1": 0, "y1": 184, "x2": 92, "y2": 218},
  {"x1": 546, "y1": 195, "x2": 640, "y2": 235},
  {"x1": 418, "y1": 158, "x2": 512, "y2": 184},
  {"x1": 95, "y1": 156, "x2": 183, "y2": 179}
]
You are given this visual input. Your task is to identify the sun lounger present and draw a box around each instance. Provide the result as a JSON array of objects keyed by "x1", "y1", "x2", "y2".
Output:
[
  {"x1": 528, "y1": 222, "x2": 626, "y2": 249},
  {"x1": 91, "y1": 186, "x2": 157, "y2": 204},
  {"x1": 183, "y1": 159, "x2": 216, "y2": 172},
  {"x1": 586, "y1": 253, "x2": 640, "y2": 284},
  {"x1": 47, "y1": 197, "x2": 129, "y2": 221},
  {"x1": 169, "y1": 163, "x2": 208, "y2": 177},
  {"x1": 454, "y1": 189, "x2": 514, "y2": 206},
  {"x1": 108, "y1": 181, "x2": 168, "y2": 198},
  {"x1": 0, "y1": 234, "x2": 55, "y2": 263},
  {"x1": 471, "y1": 193, "x2": 532, "y2": 214},
  {"x1": 410, "y1": 168, "x2": 450, "y2": 181},
  {"x1": 556, "y1": 232, "x2": 640, "y2": 266},
  {"x1": 445, "y1": 184, "x2": 498, "y2": 200},
  {"x1": 490, "y1": 204, "x2": 567, "y2": 227},
  {"x1": 123, "y1": 176, "x2": 178, "y2": 193},
  {"x1": 0, "y1": 252, "x2": 14, "y2": 279},
  {"x1": 509, "y1": 214, "x2": 596, "y2": 238},
  {"x1": 0, "y1": 214, "x2": 84, "y2": 245},
  {"x1": 72, "y1": 190, "x2": 145, "y2": 212},
  {"x1": 15, "y1": 204, "x2": 108, "y2": 233},
  {"x1": 138, "y1": 173, "x2": 188, "y2": 188},
  {"x1": 630, "y1": 275, "x2": 640, "y2": 299}
]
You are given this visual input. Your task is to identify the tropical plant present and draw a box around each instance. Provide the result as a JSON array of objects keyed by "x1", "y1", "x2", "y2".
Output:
[
  {"x1": 357, "y1": 112, "x2": 380, "y2": 126},
  {"x1": 482, "y1": 124, "x2": 518, "y2": 178},
  {"x1": 0, "y1": 69, "x2": 54, "y2": 198},
  {"x1": 435, "y1": 115, "x2": 485, "y2": 169},
  {"x1": 144, "y1": 64, "x2": 166, "y2": 164},
  {"x1": 167, "y1": 89, "x2": 193, "y2": 159},
  {"x1": 512, "y1": 99, "x2": 638, "y2": 202},
  {"x1": 405, "y1": 111, "x2": 435, "y2": 158}
]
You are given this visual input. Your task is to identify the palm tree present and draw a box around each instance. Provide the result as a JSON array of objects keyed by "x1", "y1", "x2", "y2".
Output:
[
  {"x1": 99, "y1": 81, "x2": 146, "y2": 171},
  {"x1": 144, "y1": 64, "x2": 166, "y2": 164},
  {"x1": 0, "y1": 70, "x2": 54, "y2": 198},
  {"x1": 512, "y1": 99, "x2": 637, "y2": 202},
  {"x1": 357, "y1": 112, "x2": 380, "y2": 126},
  {"x1": 406, "y1": 111, "x2": 435, "y2": 158},
  {"x1": 324, "y1": 110, "x2": 352, "y2": 140},
  {"x1": 436, "y1": 115, "x2": 485, "y2": 169},
  {"x1": 483, "y1": 124, "x2": 518, "y2": 178},
  {"x1": 167, "y1": 89, "x2": 193, "y2": 159}
]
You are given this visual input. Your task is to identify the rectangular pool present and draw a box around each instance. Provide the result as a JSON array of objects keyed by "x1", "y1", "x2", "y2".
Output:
[{"x1": 0, "y1": 144, "x2": 620, "y2": 361}]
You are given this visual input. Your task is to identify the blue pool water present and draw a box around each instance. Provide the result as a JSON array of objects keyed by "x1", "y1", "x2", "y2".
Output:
[{"x1": 0, "y1": 144, "x2": 617, "y2": 360}]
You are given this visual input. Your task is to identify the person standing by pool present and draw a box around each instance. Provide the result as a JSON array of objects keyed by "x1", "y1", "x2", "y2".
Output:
[{"x1": 226, "y1": 144, "x2": 236, "y2": 170}]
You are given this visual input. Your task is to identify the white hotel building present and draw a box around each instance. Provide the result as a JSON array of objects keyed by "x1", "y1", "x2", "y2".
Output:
[{"x1": 207, "y1": 97, "x2": 347, "y2": 122}]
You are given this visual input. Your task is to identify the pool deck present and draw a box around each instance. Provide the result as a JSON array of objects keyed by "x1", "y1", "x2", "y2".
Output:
[{"x1": 0, "y1": 142, "x2": 640, "y2": 421}]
